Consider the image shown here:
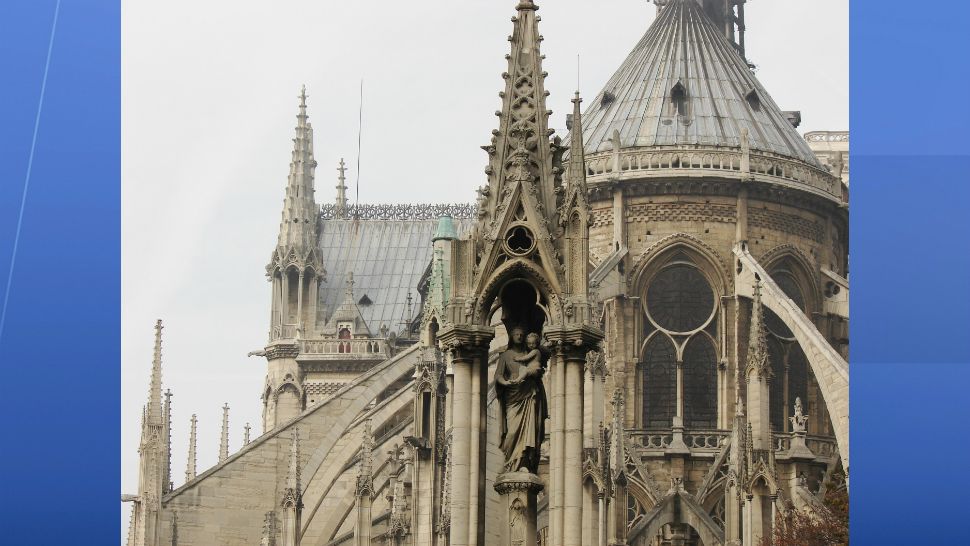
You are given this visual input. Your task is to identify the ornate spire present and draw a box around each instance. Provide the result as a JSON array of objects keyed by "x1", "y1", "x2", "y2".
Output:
[
  {"x1": 745, "y1": 279, "x2": 769, "y2": 379},
  {"x1": 336, "y1": 158, "x2": 349, "y2": 218},
  {"x1": 185, "y1": 414, "x2": 197, "y2": 482},
  {"x1": 356, "y1": 420, "x2": 375, "y2": 498},
  {"x1": 219, "y1": 403, "x2": 230, "y2": 462},
  {"x1": 282, "y1": 428, "x2": 303, "y2": 508},
  {"x1": 147, "y1": 320, "x2": 164, "y2": 425},
  {"x1": 480, "y1": 0, "x2": 561, "y2": 232},
  {"x1": 277, "y1": 85, "x2": 319, "y2": 250}
]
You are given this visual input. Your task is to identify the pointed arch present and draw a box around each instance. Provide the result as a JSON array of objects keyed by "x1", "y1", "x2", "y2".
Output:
[
  {"x1": 629, "y1": 233, "x2": 731, "y2": 298},
  {"x1": 475, "y1": 258, "x2": 564, "y2": 329}
]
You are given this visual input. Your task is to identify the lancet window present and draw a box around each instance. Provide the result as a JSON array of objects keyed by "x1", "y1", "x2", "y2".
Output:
[{"x1": 765, "y1": 265, "x2": 811, "y2": 432}]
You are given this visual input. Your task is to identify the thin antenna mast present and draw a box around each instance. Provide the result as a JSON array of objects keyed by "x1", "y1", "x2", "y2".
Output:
[{"x1": 355, "y1": 79, "x2": 363, "y2": 211}]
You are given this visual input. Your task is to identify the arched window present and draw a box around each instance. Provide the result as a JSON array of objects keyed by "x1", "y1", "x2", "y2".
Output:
[
  {"x1": 642, "y1": 334, "x2": 676, "y2": 429},
  {"x1": 640, "y1": 253, "x2": 720, "y2": 431},
  {"x1": 683, "y1": 335, "x2": 718, "y2": 429}
]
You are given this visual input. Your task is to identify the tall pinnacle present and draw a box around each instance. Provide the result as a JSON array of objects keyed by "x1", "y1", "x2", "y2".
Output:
[
  {"x1": 356, "y1": 420, "x2": 375, "y2": 497},
  {"x1": 746, "y1": 280, "x2": 769, "y2": 378},
  {"x1": 287, "y1": 428, "x2": 301, "y2": 493},
  {"x1": 566, "y1": 91, "x2": 588, "y2": 206},
  {"x1": 147, "y1": 320, "x2": 164, "y2": 425},
  {"x1": 278, "y1": 85, "x2": 319, "y2": 250},
  {"x1": 481, "y1": 0, "x2": 560, "y2": 229},
  {"x1": 336, "y1": 158, "x2": 349, "y2": 218},
  {"x1": 219, "y1": 403, "x2": 230, "y2": 462},
  {"x1": 185, "y1": 414, "x2": 197, "y2": 482}
]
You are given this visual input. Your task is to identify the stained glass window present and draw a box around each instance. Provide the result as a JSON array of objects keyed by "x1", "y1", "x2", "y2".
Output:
[
  {"x1": 646, "y1": 264, "x2": 715, "y2": 333},
  {"x1": 683, "y1": 335, "x2": 718, "y2": 429},
  {"x1": 641, "y1": 334, "x2": 676, "y2": 429}
]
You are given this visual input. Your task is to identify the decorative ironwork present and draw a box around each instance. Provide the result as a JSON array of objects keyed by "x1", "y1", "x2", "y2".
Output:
[
  {"x1": 319, "y1": 203, "x2": 476, "y2": 221},
  {"x1": 646, "y1": 264, "x2": 715, "y2": 333}
]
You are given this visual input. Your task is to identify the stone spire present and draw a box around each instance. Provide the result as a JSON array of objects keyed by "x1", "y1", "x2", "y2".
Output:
[
  {"x1": 285, "y1": 428, "x2": 302, "y2": 500},
  {"x1": 185, "y1": 414, "x2": 197, "y2": 482},
  {"x1": 276, "y1": 85, "x2": 319, "y2": 251},
  {"x1": 281, "y1": 428, "x2": 303, "y2": 546},
  {"x1": 473, "y1": 0, "x2": 568, "y2": 296},
  {"x1": 219, "y1": 403, "x2": 230, "y2": 462},
  {"x1": 745, "y1": 280, "x2": 770, "y2": 378},
  {"x1": 566, "y1": 92, "x2": 588, "y2": 201},
  {"x1": 147, "y1": 320, "x2": 164, "y2": 425},
  {"x1": 356, "y1": 420, "x2": 375, "y2": 497},
  {"x1": 244, "y1": 422, "x2": 252, "y2": 445},
  {"x1": 745, "y1": 279, "x2": 772, "y2": 451},
  {"x1": 336, "y1": 158, "x2": 349, "y2": 218}
]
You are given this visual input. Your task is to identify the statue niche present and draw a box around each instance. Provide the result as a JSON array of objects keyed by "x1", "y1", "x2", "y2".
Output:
[{"x1": 493, "y1": 280, "x2": 549, "y2": 474}]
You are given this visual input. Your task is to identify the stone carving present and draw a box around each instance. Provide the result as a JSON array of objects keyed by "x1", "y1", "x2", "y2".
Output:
[
  {"x1": 494, "y1": 326, "x2": 549, "y2": 473},
  {"x1": 790, "y1": 397, "x2": 808, "y2": 433}
]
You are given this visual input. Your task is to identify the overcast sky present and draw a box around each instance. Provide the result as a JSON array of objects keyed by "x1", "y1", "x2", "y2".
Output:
[{"x1": 121, "y1": 0, "x2": 847, "y2": 529}]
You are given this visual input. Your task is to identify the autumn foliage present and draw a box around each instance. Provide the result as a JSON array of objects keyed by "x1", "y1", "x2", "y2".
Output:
[{"x1": 759, "y1": 477, "x2": 849, "y2": 546}]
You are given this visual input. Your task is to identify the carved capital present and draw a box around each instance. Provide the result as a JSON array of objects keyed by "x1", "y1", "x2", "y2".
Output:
[{"x1": 437, "y1": 324, "x2": 494, "y2": 361}]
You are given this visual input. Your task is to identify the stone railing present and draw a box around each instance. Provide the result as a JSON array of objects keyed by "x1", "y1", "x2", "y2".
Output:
[
  {"x1": 804, "y1": 131, "x2": 849, "y2": 143},
  {"x1": 584, "y1": 146, "x2": 842, "y2": 201},
  {"x1": 629, "y1": 430, "x2": 673, "y2": 450},
  {"x1": 269, "y1": 324, "x2": 300, "y2": 342},
  {"x1": 683, "y1": 430, "x2": 731, "y2": 450},
  {"x1": 629, "y1": 429, "x2": 729, "y2": 452},
  {"x1": 300, "y1": 338, "x2": 389, "y2": 357},
  {"x1": 774, "y1": 433, "x2": 839, "y2": 460}
]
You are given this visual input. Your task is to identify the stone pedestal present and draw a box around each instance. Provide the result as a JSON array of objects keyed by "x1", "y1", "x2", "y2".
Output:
[
  {"x1": 786, "y1": 430, "x2": 815, "y2": 461},
  {"x1": 494, "y1": 471, "x2": 544, "y2": 546}
]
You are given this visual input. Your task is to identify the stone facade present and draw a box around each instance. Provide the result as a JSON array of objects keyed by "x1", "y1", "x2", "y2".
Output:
[{"x1": 125, "y1": 1, "x2": 848, "y2": 545}]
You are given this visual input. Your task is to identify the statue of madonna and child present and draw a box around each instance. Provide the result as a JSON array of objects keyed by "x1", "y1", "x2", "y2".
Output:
[{"x1": 494, "y1": 325, "x2": 549, "y2": 475}]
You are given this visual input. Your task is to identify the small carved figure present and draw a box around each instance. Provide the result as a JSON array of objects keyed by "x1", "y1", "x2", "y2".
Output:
[{"x1": 790, "y1": 396, "x2": 808, "y2": 433}]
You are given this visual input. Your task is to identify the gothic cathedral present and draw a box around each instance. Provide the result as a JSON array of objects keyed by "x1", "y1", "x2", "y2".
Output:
[{"x1": 126, "y1": 2, "x2": 849, "y2": 545}]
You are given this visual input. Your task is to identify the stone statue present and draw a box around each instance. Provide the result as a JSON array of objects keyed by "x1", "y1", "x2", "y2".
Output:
[
  {"x1": 494, "y1": 326, "x2": 548, "y2": 474},
  {"x1": 790, "y1": 396, "x2": 808, "y2": 433}
]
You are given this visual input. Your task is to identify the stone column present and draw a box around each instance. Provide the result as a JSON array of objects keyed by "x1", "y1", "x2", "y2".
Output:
[
  {"x1": 449, "y1": 352, "x2": 472, "y2": 546},
  {"x1": 563, "y1": 352, "x2": 585, "y2": 546},
  {"x1": 494, "y1": 471, "x2": 543, "y2": 546},
  {"x1": 548, "y1": 350, "x2": 566, "y2": 545},
  {"x1": 296, "y1": 271, "x2": 305, "y2": 335},
  {"x1": 281, "y1": 272, "x2": 290, "y2": 331},
  {"x1": 437, "y1": 328, "x2": 492, "y2": 546}
]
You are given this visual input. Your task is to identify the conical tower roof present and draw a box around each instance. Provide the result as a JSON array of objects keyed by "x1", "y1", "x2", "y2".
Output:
[{"x1": 580, "y1": 0, "x2": 821, "y2": 167}]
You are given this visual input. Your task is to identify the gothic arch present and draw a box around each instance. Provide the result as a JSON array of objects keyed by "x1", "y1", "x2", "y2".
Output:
[
  {"x1": 759, "y1": 244, "x2": 821, "y2": 313},
  {"x1": 630, "y1": 233, "x2": 731, "y2": 299},
  {"x1": 475, "y1": 258, "x2": 564, "y2": 329}
]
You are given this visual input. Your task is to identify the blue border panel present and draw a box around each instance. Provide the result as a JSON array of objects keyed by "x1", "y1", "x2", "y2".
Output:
[
  {"x1": 853, "y1": 0, "x2": 970, "y2": 543},
  {"x1": 0, "y1": 1, "x2": 120, "y2": 542}
]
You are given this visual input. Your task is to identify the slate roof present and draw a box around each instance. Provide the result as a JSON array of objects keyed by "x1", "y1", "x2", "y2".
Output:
[
  {"x1": 315, "y1": 210, "x2": 474, "y2": 335},
  {"x1": 579, "y1": 0, "x2": 822, "y2": 167}
]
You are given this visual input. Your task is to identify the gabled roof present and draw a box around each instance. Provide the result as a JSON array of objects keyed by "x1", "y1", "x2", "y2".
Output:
[{"x1": 579, "y1": 0, "x2": 822, "y2": 167}]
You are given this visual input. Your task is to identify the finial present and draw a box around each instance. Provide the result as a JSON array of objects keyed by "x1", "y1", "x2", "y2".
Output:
[
  {"x1": 244, "y1": 422, "x2": 252, "y2": 445},
  {"x1": 517, "y1": 0, "x2": 538, "y2": 11},
  {"x1": 186, "y1": 414, "x2": 197, "y2": 482},
  {"x1": 219, "y1": 403, "x2": 230, "y2": 462}
]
